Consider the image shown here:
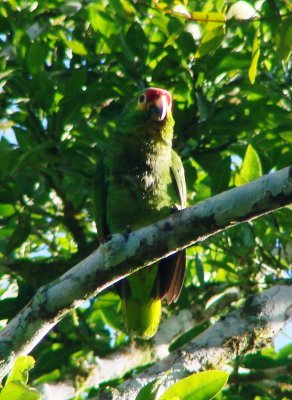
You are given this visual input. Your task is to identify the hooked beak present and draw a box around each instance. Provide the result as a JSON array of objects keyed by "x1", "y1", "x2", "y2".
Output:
[{"x1": 148, "y1": 94, "x2": 168, "y2": 122}]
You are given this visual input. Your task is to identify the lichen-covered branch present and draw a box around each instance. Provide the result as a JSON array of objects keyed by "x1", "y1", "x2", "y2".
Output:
[
  {"x1": 101, "y1": 284, "x2": 292, "y2": 400},
  {"x1": 0, "y1": 166, "x2": 291, "y2": 380}
]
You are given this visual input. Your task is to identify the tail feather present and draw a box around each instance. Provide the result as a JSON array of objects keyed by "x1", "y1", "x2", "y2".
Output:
[
  {"x1": 120, "y1": 264, "x2": 161, "y2": 339},
  {"x1": 158, "y1": 250, "x2": 186, "y2": 304},
  {"x1": 122, "y1": 295, "x2": 161, "y2": 339},
  {"x1": 119, "y1": 250, "x2": 186, "y2": 339}
]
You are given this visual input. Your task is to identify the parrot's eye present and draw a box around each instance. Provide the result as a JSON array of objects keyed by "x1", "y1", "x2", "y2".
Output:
[{"x1": 138, "y1": 94, "x2": 146, "y2": 104}]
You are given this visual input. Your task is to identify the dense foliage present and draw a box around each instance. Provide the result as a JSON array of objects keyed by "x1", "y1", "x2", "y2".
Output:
[{"x1": 0, "y1": 0, "x2": 291, "y2": 399}]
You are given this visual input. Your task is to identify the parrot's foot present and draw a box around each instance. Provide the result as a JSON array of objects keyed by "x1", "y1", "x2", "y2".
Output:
[
  {"x1": 122, "y1": 225, "x2": 132, "y2": 240},
  {"x1": 100, "y1": 234, "x2": 112, "y2": 243},
  {"x1": 170, "y1": 205, "x2": 180, "y2": 213}
]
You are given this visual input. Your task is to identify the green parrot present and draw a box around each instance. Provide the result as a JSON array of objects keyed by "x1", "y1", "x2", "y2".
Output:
[{"x1": 94, "y1": 87, "x2": 186, "y2": 339}]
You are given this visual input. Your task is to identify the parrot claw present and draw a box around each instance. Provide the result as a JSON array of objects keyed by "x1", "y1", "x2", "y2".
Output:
[
  {"x1": 170, "y1": 205, "x2": 180, "y2": 213},
  {"x1": 122, "y1": 226, "x2": 132, "y2": 240},
  {"x1": 100, "y1": 234, "x2": 112, "y2": 243}
]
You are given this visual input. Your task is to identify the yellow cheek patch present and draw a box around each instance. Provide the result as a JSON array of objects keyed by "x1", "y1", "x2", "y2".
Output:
[{"x1": 136, "y1": 101, "x2": 147, "y2": 111}]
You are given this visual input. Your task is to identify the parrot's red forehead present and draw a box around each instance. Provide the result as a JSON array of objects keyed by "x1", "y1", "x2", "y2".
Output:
[{"x1": 144, "y1": 88, "x2": 172, "y2": 104}]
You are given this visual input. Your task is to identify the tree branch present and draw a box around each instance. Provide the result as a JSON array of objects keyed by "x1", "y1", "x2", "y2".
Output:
[
  {"x1": 36, "y1": 309, "x2": 197, "y2": 398},
  {"x1": 0, "y1": 166, "x2": 291, "y2": 380},
  {"x1": 100, "y1": 284, "x2": 292, "y2": 399},
  {"x1": 36, "y1": 289, "x2": 238, "y2": 396}
]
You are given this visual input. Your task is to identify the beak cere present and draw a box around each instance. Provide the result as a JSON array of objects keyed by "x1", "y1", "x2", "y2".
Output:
[{"x1": 148, "y1": 95, "x2": 168, "y2": 121}]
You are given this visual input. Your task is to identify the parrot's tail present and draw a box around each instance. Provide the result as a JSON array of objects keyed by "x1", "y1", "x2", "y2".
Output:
[
  {"x1": 122, "y1": 296, "x2": 161, "y2": 339},
  {"x1": 119, "y1": 265, "x2": 162, "y2": 339}
]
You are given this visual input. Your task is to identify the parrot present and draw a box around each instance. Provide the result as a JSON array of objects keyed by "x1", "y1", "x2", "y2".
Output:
[{"x1": 94, "y1": 87, "x2": 186, "y2": 339}]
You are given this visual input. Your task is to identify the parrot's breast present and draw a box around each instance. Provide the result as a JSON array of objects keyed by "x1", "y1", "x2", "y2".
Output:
[{"x1": 106, "y1": 141, "x2": 179, "y2": 233}]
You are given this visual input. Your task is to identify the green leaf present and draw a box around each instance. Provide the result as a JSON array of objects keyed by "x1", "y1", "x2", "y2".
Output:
[
  {"x1": 217, "y1": 53, "x2": 250, "y2": 72},
  {"x1": 6, "y1": 356, "x2": 36, "y2": 385},
  {"x1": 0, "y1": 204, "x2": 15, "y2": 217},
  {"x1": 66, "y1": 40, "x2": 87, "y2": 56},
  {"x1": 12, "y1": 29, "x2": 31, "y2": 62},
  {"x1": 164, "y1": 28, "x2": 184, "y2": 48},
  {"x1": 10, "y1": 140, "x2": 55, "y2": 177},
  {"x1": 26, "y1": 42, "x2": 46, "y2": 74},
  {"x1": 194, "y1": 26, "x2": 224, "y2": 58},
  {"x1": 195, "y1": 254, "x2": 205, "y2": 287},
  {"x1": 196, "y1": 154, "x2": 231, "y2": 195},
  {"x1": 279, "y1": 131, "x2": 292, "y2": 143},
  {"x1": 235, "y1": 145, "x2": 262, "y2": 186},
  {"x1": 211, "y1": 156, "x2": 231, "y2": 194},
  {"x1": 169, "y1": 321, "x2": 211, "y2": 352},
  {"x1": 0, "y1": 381, "x2": 41, "y2": 400},
  {"x1": 216, "y1": 0, "x2": 225, "y2": 12},
  {"x1": 278, "y1": 343, "x2": 292, "y2": 359},
  {"x1": 158, "y1": 370, "x2": 229, "y2": 400},
  {"x1": 0, "y1": 67, "x2": 15, "y2": 83},
  {"x1": 109, "y1": 0, "x2": 136, "y2": 18},
  {"x1": 88, "y1": 6, "x2": 119, "y2": 37},
  {"x1": 242, "y1": 345, "x2": 292, "y2": 369},
  {"x1": 152, "y1": 55, "x2": 180, "y2": 80},
  {"x1": 248, "y1": 30, "x2": 260, "y2": 84},
  {"x1": 191, "y1": 12, "x2": 225, "y2": 30},
  {"x1": 136, "y1": 378, "x2": 164, "y2": 400},
  {"x1": 5, "y1": 213, "x2": 30, "y2": 254},
  {"x1": 275, "y1": 16, "x2": 292, "y2": 62},
  {"x1": 125, "y1": 23, "x2": 148, "y2": 63}
]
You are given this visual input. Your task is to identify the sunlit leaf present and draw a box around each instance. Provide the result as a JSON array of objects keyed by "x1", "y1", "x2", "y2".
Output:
[
  {"x1": 164, "y1": 28, "x2": 184, "y2": 48},
  {"x1": 66, "y1": 40, "x2": 87, "y2": 56},
  {"x1": 0, "y1": 204, "x2": 15, "y2": 217},
  {"x1": 279, "y1": 131, "x2": 292, "y2": 143},
  {"x1": 235, "y1": 145, "x2": 262, "y2": 186},
  {"x1": 110, "y1": 0, "x2": 136, "y2": 17},
  {"x1": 88, "y1": 6, "x2": 119, "y2": 37},
  {"x1": 158, "y1": 370, "x2": 229, "y2": 400},
  {"x1": 194, "y1": 26, "x2": 224, "y2": 58},
  {"x1": 6, "y1": 356, "x2": 35, "y2": 385},
  {"x1": 0, "y1": 381, "x2": 41, "y2": 400},
  {"x1": 248, "y1": 30, "x2": 260, "y2": 84},
  {"x1": 191, "y1": 12, "x2": 225, "y2": 30},
  {"x1": 226, "y1": 1, "x2": 257, "y2": 20}
]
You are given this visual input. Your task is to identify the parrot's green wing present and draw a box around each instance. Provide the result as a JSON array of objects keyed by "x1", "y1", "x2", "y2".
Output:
[
  {"x1": 158, "y1": 149, "x2": 187, "y2": 304},
  {"x1": 170, "y1": 149, "x2": 187, "y2": 209}
]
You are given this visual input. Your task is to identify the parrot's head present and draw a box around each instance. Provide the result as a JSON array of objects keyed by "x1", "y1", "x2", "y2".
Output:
[
  {"x1": 135, "y1": 87, "x2": 172, "y2": 123},
  {"x1": 119, "y1": 87, "x2": 174, "y2": 141}
]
